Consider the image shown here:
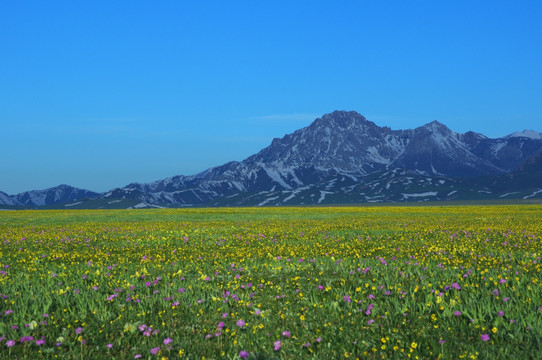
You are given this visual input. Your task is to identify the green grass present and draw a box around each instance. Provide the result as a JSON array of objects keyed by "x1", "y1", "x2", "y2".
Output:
[{"x1": 1, "y1": 206, "x2": 541, "y2": 359}]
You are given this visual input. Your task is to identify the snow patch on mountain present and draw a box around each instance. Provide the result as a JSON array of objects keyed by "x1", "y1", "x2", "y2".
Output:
[
  {"x1": 508, "y1": 130, "x2": 542, "y2": 140},
  {"x1": 402, "y1": 191, "x2": 438, "y2": 199}
]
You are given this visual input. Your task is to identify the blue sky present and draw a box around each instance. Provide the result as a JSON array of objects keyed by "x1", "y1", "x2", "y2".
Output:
[{"x1": 1, "y1": 1, "x2": 541, "y2": 195}]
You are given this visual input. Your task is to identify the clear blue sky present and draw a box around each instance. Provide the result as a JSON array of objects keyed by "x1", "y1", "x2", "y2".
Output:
[{"x1": 1, "y1": 1, "x2": 541, "y2": 195}]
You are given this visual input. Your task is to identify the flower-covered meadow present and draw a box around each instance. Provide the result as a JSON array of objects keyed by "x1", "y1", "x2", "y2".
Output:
[{"x1": 0, "y1": 206, "x2": 541, "y2": 359}]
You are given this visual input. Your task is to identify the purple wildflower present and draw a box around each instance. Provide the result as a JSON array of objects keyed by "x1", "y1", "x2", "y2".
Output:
[
  {"x1": 274, "y1": 340, "x2": 281, "y2": 351},
  {"x1": 481, "y1": 334, "x2": 490, "y2": 341},
  {"x1": 451, "y1": 283, "x2": 461, "y2": 290},
  {"x1": 21, "y1": 336, "x2": 34, "y2": 343},
  {"x1": 239, "y1": 350, "x2": 249, "y2": 358}
]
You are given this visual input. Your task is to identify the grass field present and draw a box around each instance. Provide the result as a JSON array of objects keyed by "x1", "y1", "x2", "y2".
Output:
[{"x1": 1, "y1": 206, "x2": 541, "y2": 359}]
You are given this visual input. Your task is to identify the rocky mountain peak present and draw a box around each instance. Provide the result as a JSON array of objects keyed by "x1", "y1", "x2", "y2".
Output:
[
  {"x1": 310, "y1": 110, "x2": 370, "y2": 132},
  {"x1": 420, "y1": 120, "x2": 452, "y2": 134}
]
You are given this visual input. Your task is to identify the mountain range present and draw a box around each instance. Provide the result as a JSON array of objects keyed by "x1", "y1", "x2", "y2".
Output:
[{"x1": 2, "y1": 111, "x2": 541, "y2": 209}]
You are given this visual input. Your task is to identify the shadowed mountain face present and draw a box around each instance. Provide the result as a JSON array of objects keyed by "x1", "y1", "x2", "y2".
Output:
[{"x1": 2, "y1": 111, "x2": 541, "y2": 208}]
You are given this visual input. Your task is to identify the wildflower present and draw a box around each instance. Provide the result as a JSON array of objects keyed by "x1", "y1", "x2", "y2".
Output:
[
  {"x1": 451, "y1": 283, "x2": 461, "y2": 290},
  {"x1": 282, "y1": 331, "x2": 290, "y2": 338},
  {"x1": 274, "y1": 340, "x2": 281, "y2": 351},
  {"x1": 236, "y1": 319, "x2": 246, "y2": 327},
  {"x1": 218, "y1": 322, "x2": 225, "y2": 329},
  {"x1": 106, "y1": 344, "x2": 113, "y2": 348},
  {"x1": 481, "y1": 334, "x2": 490, "y2": 341},
  {"x1": 21, "y1": 336, "x2": 34, "y2": 343},
  {"x1": 454, "y1": 311, "x2": 462, "y2": 316},
  {"x1": 35, "y1": 339, "x2": 45, "y2": 346},
  {"x1": 150, "y1": 347, "x2": 160, "y2": 355},
  {"x1": 75, "y1": 327, "x2": 84, "y2": 334},
  {"x1": 239, "y1": 350, "x2": 249, "y2": 358},
  {"x1": 303, "y1": 342, "x2": 311, "y2": 348},
  {"x1": 163, "y1": 338, "x2": 172, "y2": 345},
  {"x1": 498, "y1": 311, "x2": 504, "y2": 316},
  {"x1": 411, "y1": 342, "x2": 418, "y2": 349},
  {"x1": 6, "y1": 340, "x2": 15, "y2": 347},
  {"x1": 134, "y1": 355, "x2": 142, "y2": 359}
]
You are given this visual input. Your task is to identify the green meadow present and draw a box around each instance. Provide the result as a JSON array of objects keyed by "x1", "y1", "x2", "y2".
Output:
[{"x1": 1, "y1": 206, "x2": 541, "y2": 359}]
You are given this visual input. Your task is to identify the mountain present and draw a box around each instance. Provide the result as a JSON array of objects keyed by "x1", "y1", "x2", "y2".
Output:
[
  {"x1": 1, "y1": 111, "x2": 541, "y2": 208},
  {"x1": 0, "y1": 185, "x2": 101, "y2": 208},
  {"x1": 88, "y1": 111, "x2": 542, "y2": 207},
  {"x1": 0, "y1": 191, "x2": 22, "y2": 207}
]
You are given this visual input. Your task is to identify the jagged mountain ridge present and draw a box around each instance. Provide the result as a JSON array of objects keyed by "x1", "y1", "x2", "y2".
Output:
[
  {"x1": 1, "y1": 111, "x2": 541, "y2": 208},
  {"x1": 95, "y1": 111, "x2": 542, "y2": 207},
  {"x1": 246, "y1": 111, "x2": 538, "y2": 178}
]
